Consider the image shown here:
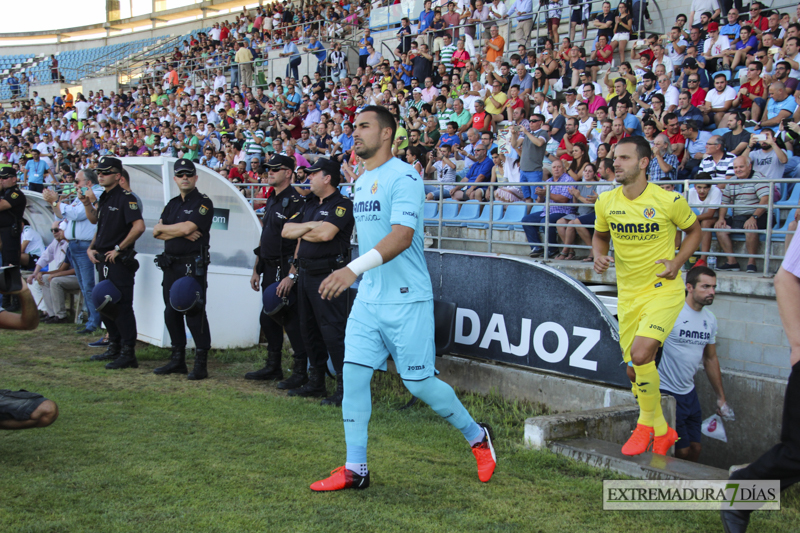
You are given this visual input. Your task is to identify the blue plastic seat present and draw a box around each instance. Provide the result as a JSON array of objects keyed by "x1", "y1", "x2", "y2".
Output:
[
  {"x1": 776, "y1": 181, "x2": 800, "y2": 225},
  {"x1": 465, "y1": 203, "x2": 504, "y2": 229},
  {"x1": 495, "y1": 203, "x2": 539, "y2": 230},
  {"x1": 439, "y1": 201, "x2": 460, "y2": 226},
  {"x1": 423, "y1": 202, "x2": 439, "y2": 226},
  {"x1": 445, "y1": 200, "x2": 481, "y2": 226},
  {"x1": 710, "y1": 128, "x2": 730, "y2": 136}
]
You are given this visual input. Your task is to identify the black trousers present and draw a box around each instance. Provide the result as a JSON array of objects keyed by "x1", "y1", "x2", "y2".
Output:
[
  {"x1": 0, "y1": 226, "x2": 21, "y2": 267},
  {"x1": 96, "y1": 258, "x2": 137, "y2": 347},
  {"x1": 162, "y1": 261, "x2": 211, "y2": 351},
  {"x1": 297, "y1": 268, "x2": 348, "y2": 373},
  {"x1": 731, "y1": 361, "x2": 800, "y2": 491},
  {"x1": 260, "y1": 261, "x2": 306, "y2": 361}
]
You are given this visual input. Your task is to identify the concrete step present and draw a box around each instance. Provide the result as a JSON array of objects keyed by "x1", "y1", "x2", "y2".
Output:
[{"x1": 550, "y1": 437, "x2": 730, "y2": 481}]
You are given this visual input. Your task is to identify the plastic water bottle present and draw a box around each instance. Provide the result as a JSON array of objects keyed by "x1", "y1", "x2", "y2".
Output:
[{"x1": 708, "y1": 256, "x2": 717, "y2": 270}]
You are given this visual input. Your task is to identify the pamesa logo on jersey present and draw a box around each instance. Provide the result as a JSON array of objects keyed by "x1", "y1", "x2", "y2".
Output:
[{"x1": 643, "y1": 207, "x2": 656, "y2": 219}]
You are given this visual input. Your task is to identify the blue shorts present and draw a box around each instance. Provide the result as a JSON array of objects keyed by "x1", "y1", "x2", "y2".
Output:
[
  {"x1": 345, "y1": 298, "x2": 436, "y2": 381},
  {"x1": 663, "y1": 387, "x2": 702, "y2": 450}
]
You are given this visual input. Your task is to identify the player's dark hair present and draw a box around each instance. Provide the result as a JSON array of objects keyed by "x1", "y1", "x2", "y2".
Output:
[
  {"x1": 616, "y1": 136, "x2": 652, "y2": 163},
  {"x1": 360, "y1": 105, "x2": 398, "y2": 140},
  {"x1": 687, "y1": 266, "x2": 716, "y2": 287}
]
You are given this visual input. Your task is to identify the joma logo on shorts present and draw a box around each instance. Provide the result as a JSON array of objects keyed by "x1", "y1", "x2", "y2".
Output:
[
  {"x1": 407, "y1": 365, "x2": 425, "y2": 371},
  {"x1": 649, "y1": 324, "x2": 665, "y2": 332}
]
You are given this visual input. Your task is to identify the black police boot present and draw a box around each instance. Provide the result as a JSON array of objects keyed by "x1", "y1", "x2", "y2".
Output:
[
  {"x1": 91, "y1": 341, "x2": 120, "y2": 361},
  {"x1": 320, "y1": 373, "x2": 344, "y2": 407},
  {"x1": 188, "y1": 349, "x2": 209, "y2": 381},
  {"x1": 105, "y1": 345, "x2": 139, "y2": 370},
  {"x1": 244, "y1": 351, "x2": 283, "y2": 380},
  {"x1": 4, "y1": 295, "x2": 20, "y2": 312},
  {"x1": 153, "y1": 348, "x2": 188, "y2": 375},
  {"x1": 288, "y1": 366, "x2": 327, "y2": 398},
  {"x1": 277, "y1": 356, "x2": 308, "y2": 390}
]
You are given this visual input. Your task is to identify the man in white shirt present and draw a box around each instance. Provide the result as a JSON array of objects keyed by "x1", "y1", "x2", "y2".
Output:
[
  {"x1": 666, "y1": 27, "x2": 688, "y2": 74},
  {"x1": 652, "y1": 44, "x2": 675, "y2": 78},
  {"x1": 702, "y1": 22, "x2": 731, "y2": 72},
  {"x1": 702, "y1": 73, "x2": 736, "y2": 127},
  {"x1": 25, "y1": 220, "x2": 79, "y2": 323},
  {"x1": 657, "y1": 74, "x2": 680, "y2": 113},
  {"x1": 688, "y1": 180, "x2": 722, "y2": 266}
]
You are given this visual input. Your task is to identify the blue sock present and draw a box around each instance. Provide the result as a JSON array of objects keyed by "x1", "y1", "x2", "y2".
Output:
[
  {"x1": 342, "y1": 363, "x2": 374, "y2": 466},
  {"x1": 404, "y1": 377, "x2": 483, "y2": 443}
]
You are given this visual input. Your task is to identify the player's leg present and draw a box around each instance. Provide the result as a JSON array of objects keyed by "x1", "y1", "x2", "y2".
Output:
[
  {"x1": 391, "y1": 300, "x2": 496, "y2": 482},
  {"x1": 311, "y1": 300, "x2": 388, "y2": 491},
  {"x1": 629, "y1": 295, "x2": 684, "y2": 455},
  {"x1": 671, "y1": 389, "x2": 702, "y2": 462}
]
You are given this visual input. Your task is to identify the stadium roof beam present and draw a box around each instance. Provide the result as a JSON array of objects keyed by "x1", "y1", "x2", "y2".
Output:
[{"x1": 0, "y1": 0, "x2": 252, "y2": 41}]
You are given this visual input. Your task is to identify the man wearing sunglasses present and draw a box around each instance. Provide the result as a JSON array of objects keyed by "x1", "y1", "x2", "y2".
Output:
[
  {"x1": 246, "y1": 155, "x2": 309, "y2": 390},
  {"x1": 81, "y1": 157, "x2": 145, "y2": 370},
  {"x1": 152, "y1": 160, "x2": 214, "y2": 380}
]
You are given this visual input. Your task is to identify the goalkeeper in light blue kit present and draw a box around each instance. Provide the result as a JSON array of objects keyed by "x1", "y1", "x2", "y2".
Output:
[{"x1": 311, "y1": 106, "x2": 496, "y2": 491}]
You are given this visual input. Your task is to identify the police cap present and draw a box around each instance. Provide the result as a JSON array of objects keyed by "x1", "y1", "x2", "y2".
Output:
[
  {"x1": 92, "y1": 279, "x2": 122, "y2": 320},
  {"x1": 174, "y1": 158, "x2": 197, "y2": 175},
  {"x1": 96, "y1": 156, "x2": 123, "y2": 173},
  {"x1": 169, "y1": 276, "x2": 204, "y2": 316},
  {"x1": 305, "y1": 157, "x2": 341, "y2": 186},
  {"x1": 266, "y1": 154, "x2": 296, "y2": 171},
  {"x1": 262, "y1": 280, "x2": 296, "y2": 322},
  {"x1": 0, "y1": 166, "x2": 16, "y2": 179}
]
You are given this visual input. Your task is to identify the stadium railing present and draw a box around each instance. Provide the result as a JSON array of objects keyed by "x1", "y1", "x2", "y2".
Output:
[{"x1": 223, "y1": 176, "x2": 798, "y2": 277}]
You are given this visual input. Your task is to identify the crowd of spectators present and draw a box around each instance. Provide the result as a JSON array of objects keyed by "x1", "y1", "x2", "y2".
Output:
[{"x1": 3, "y1": 0, "x2": 800, "y2": 263}]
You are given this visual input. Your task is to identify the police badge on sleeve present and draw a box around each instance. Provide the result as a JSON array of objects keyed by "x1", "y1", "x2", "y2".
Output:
[{"x1": 199, "y1": 205, "x2": 209, "y2": 215}]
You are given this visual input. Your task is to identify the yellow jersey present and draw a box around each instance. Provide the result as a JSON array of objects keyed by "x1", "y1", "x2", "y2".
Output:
[{"x1": 594, "y1": 183, "x2": 697, "y2": 300}]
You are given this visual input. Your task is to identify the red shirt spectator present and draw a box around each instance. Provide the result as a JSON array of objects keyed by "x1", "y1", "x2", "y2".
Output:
[
  {"x1": 748, "y1": 13, "x2": 769, "y2": 32},
  {"x1": 228, "y1": 166, "x2": 245, "y2": 182},
  {"x1": 608, "y1": 132, "x2": 630, "y2": 145},
  {"x1": 472, "y1": 109, "x2": 492, "y2": 132},
  {"x1": 220, "y1": 25, "x2": 230, "y2": 41},
  {"x1": 689, "y1": 87, "x2": 707, "y2": 108},
  {"x1": 558, "y1": 132, "x2": 588, "y2": 161},
  {"x1": 739, "y1": 78, "x2": 765, "y2": 109},
  {"x1": 286, "y1": 115, "x2": 302, "y2": 139}
]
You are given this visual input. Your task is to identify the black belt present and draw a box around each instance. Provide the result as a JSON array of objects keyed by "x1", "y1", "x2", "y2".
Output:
[
  {"x1": 297, "y1": 256, "x2": 343, "y2": 274},
  {"x1": 260, "y1": 258, "x2": 284, "y2": 268},
  {"x1": 165, "y1": 253, "x2": 201, "y2": 263}
]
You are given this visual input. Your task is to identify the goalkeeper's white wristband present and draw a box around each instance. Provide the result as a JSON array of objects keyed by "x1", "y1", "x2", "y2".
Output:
[{"x1": 347, "y1": 249, "x2": 383, "y2": 276}]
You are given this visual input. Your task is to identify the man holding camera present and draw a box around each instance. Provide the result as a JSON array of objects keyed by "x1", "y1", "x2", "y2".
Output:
[
  {"x1": 152, "y1": 159, "x2": 214, "y2": 380},
  {"x1": 282, "y1": 158, "x2": 354, "y2": 406},
  {"x1": 82, "y1": 156, "x2": 145, "y2": 369}
]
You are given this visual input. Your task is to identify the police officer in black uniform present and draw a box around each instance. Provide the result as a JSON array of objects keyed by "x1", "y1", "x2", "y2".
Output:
[
  {"x1": 82, "y1": 156, "x2": 145, "y2": 370},
  {"x1": 0, "y1": 166, "x2": 26, "y2": 310},
  {"x1": 281, "y1": 158, "x2": 354, "y2": 406},
  {"x1": 152, "y1": 159, "x2": 214, "y2": 380},
  {"x1": 247, "y1": 155, "x2": 310, "y2": 388}
]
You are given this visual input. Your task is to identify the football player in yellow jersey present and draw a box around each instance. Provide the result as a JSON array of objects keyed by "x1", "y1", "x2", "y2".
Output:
[{"x1": 592, "y1": 137, "x2": 702, "y2": 456}]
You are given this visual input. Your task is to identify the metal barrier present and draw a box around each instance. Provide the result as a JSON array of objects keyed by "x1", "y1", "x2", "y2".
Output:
[{"x1": 222, "y1": 175, "x2": 798, "y2": 278}]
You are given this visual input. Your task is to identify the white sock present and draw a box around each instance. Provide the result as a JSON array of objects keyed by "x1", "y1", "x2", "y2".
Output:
[
  {"x1": 345, "y1": 462, "x2": 368, "y2": 477},
  {"x1": 468, "y1": 428, "x2": 486, "y2": 447}
]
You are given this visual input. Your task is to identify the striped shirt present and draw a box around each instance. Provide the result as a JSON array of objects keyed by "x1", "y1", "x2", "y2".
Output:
[
  {"x1": 648, "y1": 152, "x2": 680, "y2": 181},
  {"x1": 547, "y1": 175, "x2": 576, "y2": 215},
  {"x1": 439, "y1": 44, "x2": 457, "y2": 71},
  {"x1": 700, "y1": 152, "x2": 736, "y2": 181},
  {"x1": 721, "y1": 171, "x2": 770, "y2": 216},
  {"x1": 243, "y1": 129, "x2": 265, "y2": 157}
]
